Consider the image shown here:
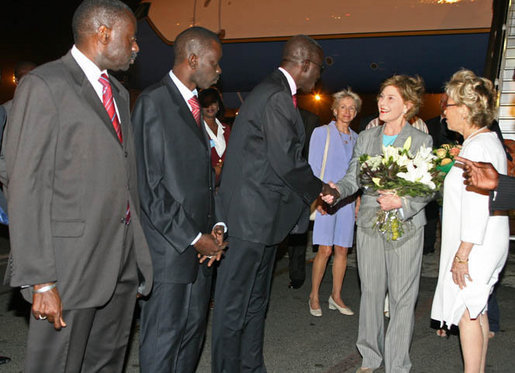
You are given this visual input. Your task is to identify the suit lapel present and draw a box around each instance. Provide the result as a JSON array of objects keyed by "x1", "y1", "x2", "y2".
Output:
[
  {"x1": 274, "y1": 70, "x2": 305, "y2": 145},
  {"x1": 393, "y1": 123, "x2": 413, "y2": 149},
  {"x1": 163, "y1": 75, "x2": 208, "y2": 149},
  {"x1": 111, "y1": 79, "x2": 129, "y2": 148},
  {"x1": 61, "y1": 52, "x2": 122, "y2": 146}
]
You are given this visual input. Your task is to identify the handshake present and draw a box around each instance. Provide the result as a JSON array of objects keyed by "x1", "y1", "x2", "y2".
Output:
[{"x1": 321, "y1": 182, "x2": 340, "y2": 205}]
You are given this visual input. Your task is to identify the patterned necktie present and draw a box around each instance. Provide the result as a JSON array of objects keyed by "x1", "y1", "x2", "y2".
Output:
[
  {"x1": 98, "y1": 73, "x2": 130, "y2": 224},
  {"x1": 188, "y1": 95, "x2": 201, "y2": 127},
  {"x1": 292, "y1": 94, "x2": 298, "y2": 109},
  {"x1": 99, "y1": 73, "x2": 123, "y2": 143}
]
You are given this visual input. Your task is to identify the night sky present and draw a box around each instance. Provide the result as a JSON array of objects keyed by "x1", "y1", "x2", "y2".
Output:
[{"x1": 0, "y1": 0, "x2": 141, "y2": 103}]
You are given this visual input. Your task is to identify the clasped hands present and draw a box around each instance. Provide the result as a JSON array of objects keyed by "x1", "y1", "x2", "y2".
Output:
[
  {"x1": 320, "y1": 182, "x2": 401, "y2": 212},
  {"x1": 195, "y1": 224, "x2": 227, "y2": 267}
]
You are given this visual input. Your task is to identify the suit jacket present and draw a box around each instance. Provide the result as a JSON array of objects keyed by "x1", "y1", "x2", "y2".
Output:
[
  {"x1": 131, "y1": 74, "x2": 215, "y2": 284},
  {"x1": 0, "y1": 104, "x2": 7, "y2": 211},
  {"x1": 490, "y1": 174, "x2": 515, "y2": 211},
  {"x1": 217, "y1": 70, "x2": 322, "y2": 245},
  {"x1": 2, "y1": 51, "x2": 153, "y2": 308},
  {"x1": 336, "y1": 124, "x2": 433, "y2": 229}
]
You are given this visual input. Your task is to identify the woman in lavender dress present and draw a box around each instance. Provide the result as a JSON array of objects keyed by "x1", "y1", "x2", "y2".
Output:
[{"x1": 308, "y1": 89, "x2": 360, "y2": 317}]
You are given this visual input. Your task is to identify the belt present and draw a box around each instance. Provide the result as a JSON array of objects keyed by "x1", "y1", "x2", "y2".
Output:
[{"x1": 492, "y1": 210, "x2": 508, "y2": 216}]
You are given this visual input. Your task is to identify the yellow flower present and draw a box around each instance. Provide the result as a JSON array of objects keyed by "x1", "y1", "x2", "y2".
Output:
[
  {"x1": 435, "y1": 148, "x2": 447, "y2": 158},
  {"x1": 440, "y1": 158, "x2": 452, "y2": 166},
  {"x1": 372, "y1": 177, "x2": 382, "y2": 187}
]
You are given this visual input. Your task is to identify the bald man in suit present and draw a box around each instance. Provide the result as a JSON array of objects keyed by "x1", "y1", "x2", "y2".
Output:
[{"x1": 2, "y1": 1, "x2": 152, "y2": 371}]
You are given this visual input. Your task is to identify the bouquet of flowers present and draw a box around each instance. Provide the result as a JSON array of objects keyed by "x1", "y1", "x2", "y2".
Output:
[
  {"x1": 359, "y1": 137, "x2": 444, "y2": 241},
  {"x1": 434, "y1": 143, "x2": 462, "y2": 173}
]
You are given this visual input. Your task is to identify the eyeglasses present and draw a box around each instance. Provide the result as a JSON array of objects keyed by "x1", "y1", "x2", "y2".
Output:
[
  {"x1": 445, "y1": 103, "x2": 458, "y2": 107},
  {"x1": 307, "y1": 59, "x2": 325, "y2": 73}
]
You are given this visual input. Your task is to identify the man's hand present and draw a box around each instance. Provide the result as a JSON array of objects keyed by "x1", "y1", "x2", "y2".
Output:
[
  {"x1": 320, "y1": 182, "x2": 340, "y2": 205},
  {"x1": 455, "y1": 156, "x2": 499, "y2": 191},
  {"x1": 32, "y1": 282, "x2": 66, "y2": 330},
  {"x1": 194, "y1": 233, "x2": 226, "y2": 257},
  {"x1": 212, "y1": 224, "x2": 225, "y2": 245}
]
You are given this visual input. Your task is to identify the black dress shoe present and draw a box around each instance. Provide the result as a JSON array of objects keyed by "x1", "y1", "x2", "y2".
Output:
[
  {"x1": 288, "y1": 280, "x2": 304, "y2": 289},
  {"x1": 0, "y1": 356, "x2": 11, "y2": 365}
]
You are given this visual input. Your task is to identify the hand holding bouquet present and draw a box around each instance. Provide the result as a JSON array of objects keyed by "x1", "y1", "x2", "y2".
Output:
[{"x1": 359, "y1": 137, "x2": 444, "y2": 241}]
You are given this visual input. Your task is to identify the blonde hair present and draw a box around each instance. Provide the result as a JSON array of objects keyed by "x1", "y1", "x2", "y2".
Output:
[
  {"x1": 445, "y1": 69, "x2": 496, "y2": 128},
  {"x1": 379, "y1": 75, "x2": 425, "y2": 120},
  {"x1": 331, "y1": 88, "x2": 362, "y2": 113}
]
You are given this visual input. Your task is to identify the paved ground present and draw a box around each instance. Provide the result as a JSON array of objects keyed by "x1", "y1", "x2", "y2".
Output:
[{"x1": 1, "y1": 226, "x2": 514, "y2": 372}]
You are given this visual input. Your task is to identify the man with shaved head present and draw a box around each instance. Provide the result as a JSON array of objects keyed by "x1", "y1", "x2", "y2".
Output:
[
  {"x1": 212, "y1": 34, "x2": 339, "y2": 372},
  {"x1": 132, "y1": 26, "x2": 225, "y2": 373},
  {"x1": 3, "y1": 0, "x2": 152, "y2": 371}
]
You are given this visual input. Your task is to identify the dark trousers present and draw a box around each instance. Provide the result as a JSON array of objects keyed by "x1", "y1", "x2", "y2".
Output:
[
  {"x1": 287, "y1": 232, "x2": 308, "y2": 285},
  {"x1": 212, "y1": 237, "x2": 277, "y2": 373},
  {"x1": 139, "y1": 266, "x2": 211, "y2": 373},
  {"x1": 423, "y1": 201, "x2": 439, "y2": 254},
  {"x1": 24, "y1": 224, "x2": 138, "y2": 373},
  {"x1": 488, "y1": 285, "x2": 500, "y2": 332}
]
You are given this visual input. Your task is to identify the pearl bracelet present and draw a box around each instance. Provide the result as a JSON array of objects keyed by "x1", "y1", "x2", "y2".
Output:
[
  {"x1": 33, "y1": 283, "x2": 57, "y2": 294},
  {"x1": 454, "y1": 255, "x2": 469, "y2": 264}
]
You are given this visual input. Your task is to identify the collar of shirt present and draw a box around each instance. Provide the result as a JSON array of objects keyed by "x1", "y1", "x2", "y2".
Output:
[
  {"x1": 278, "y1": 67, "x2": 297, "y2": 96},
  {"x1": 71, "y1": 45, "x2": 108, "y2": 101},
  {"x1": 203, "y1": 118, "x2": 226, "y2": 157},
  {"x1": 169, "y1": 71, "x2": 198, "y2": 110}
]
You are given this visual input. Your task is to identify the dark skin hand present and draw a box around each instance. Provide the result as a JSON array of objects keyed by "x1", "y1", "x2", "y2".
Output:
[
  {"x1": 196, "y1": 226, "x2": 228, "y2": 266},
  {"x1": 32, "y1": 282, "x2": 66, "y2": 330},
  {"x1": 455, "y1": 156, "x2": 499, "y2": 191},
  {"x1": 321, "y1": 182, "x2": 340, "y2": 201}
]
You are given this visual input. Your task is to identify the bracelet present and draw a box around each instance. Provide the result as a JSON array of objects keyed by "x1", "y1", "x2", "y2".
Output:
[
  {"x1": 33, "y1": 283, "x2": 57, "y2": 294},
  {"x1": 454, "y1": 255, "x2": 469, "y2": 264}
]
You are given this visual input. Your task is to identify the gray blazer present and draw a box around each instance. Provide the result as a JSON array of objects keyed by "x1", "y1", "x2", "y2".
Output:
[
  {"x1": 335, "y1": 124, "x2": 433, "y2": 229},
  {"x1": 3, "y1": 51, "x2": 153, "y2": 308}
]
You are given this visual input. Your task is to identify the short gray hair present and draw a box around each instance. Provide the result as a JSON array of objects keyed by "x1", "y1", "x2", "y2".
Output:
[{"x1": 331, "y1": 88, "x2": 362, "y2": 113}]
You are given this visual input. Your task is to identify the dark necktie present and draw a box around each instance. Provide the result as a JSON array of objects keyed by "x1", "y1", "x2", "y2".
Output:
[
  {"x1": 292, "y1": 94, "x2": 298, "y2": 109},
  {"x1": 98, "y1": 73, "x2": 130, "y2": 224},
  {"x1": 188, "y1": 96, "x2": 201, "y2": 126},
  {"x1": 99, "y1": 73, "x2": 123, "y2": 143}
]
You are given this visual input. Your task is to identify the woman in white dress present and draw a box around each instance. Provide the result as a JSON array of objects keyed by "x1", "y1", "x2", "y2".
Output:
[{"x1": 431, "y1": 70, "x2": 509, "y2": 373}]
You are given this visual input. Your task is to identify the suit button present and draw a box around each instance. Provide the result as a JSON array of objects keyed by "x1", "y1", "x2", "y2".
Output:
[{"x1": 124, "y1": 151, "x2": 128, "y2": 158}]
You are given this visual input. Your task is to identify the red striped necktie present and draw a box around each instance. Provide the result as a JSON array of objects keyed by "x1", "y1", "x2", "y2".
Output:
[
  {"x1": 188, "y1": 95, "x2": 201, "y2": 127},
  {"x1": 98, "y1": 73, "x2": 130, "y2": 224},
  {"x1": 99, "y1": 73, "x2": 123, "y2": 143}
]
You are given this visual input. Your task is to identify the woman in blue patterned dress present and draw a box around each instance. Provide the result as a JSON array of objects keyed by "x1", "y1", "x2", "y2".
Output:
[{"x1": 308, "y1": 89, "x2": 360, "y2": 317}]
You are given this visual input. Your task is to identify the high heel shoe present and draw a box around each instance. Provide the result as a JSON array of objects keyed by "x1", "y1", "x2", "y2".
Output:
[
  {"x1": 309, "y1": 299, "x2": 322, "y2": 317},
  {"x1": 328, "y1": 296, "x2": 354, "y2": 315}
]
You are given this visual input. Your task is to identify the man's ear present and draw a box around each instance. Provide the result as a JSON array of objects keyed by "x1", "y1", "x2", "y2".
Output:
[
  {"x1": 97, "y1": 25, "x2": 111, "y2": 45},
  {"x1": 302, "y1": 59, "x2": 310, "y2": 73},
  {"x1": 188, "y1": 53, "x2": 198, "y2": 70}
]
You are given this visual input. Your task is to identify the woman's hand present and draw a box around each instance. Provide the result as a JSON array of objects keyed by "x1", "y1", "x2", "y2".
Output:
[
  {"x1": 376, "y1": 190, "x2": 402, "y2": 211},
  {"x1": 451, "y1": 242, "x2": 474, "y2": 289}
]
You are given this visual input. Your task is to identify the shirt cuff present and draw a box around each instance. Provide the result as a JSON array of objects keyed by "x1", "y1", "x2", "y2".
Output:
[
  {"x1": 191, "y1": 232, "x2": 202, "y2": 246},
  {"x1": 213, "y1": 222, "x2": 227, "y2": 233}
]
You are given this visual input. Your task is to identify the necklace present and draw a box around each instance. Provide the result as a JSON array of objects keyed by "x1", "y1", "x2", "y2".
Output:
[
  {"x1": 337, "y1": 129, "x2": 352, "y2": 145},
  {"x1": 464, "y1": 126, "x2": 486, "y2": 142}
]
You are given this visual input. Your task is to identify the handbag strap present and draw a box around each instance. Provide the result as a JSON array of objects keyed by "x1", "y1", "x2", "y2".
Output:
[{"x1": 319, "y1": 125, "x2": 330, "y2": 181}]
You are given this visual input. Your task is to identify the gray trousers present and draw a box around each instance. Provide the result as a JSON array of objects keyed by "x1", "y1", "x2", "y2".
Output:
[
  {"x1": 356, "y1": 226, "x2": 424, "y2": 373},
  {"x1": 24, "y1": 224, "x2": 138, "y2": 373}
]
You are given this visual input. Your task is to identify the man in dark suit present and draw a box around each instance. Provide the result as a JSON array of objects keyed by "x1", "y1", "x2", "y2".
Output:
[
  {"x1": 212, "y1": 35, "x2": 339, "y2": 372},
  {"x1": 131, "y1": 27, "x2": 225, "y2": 373},
  {"x1": 2, "y1": 1, "x2": 153, "y2": 372},
  {"x1": 287, "y1": 108, "x2": 320, "y2": 289},
  {"x1": 457, "y1": 156, "x2": 515, "y2": 211}
]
